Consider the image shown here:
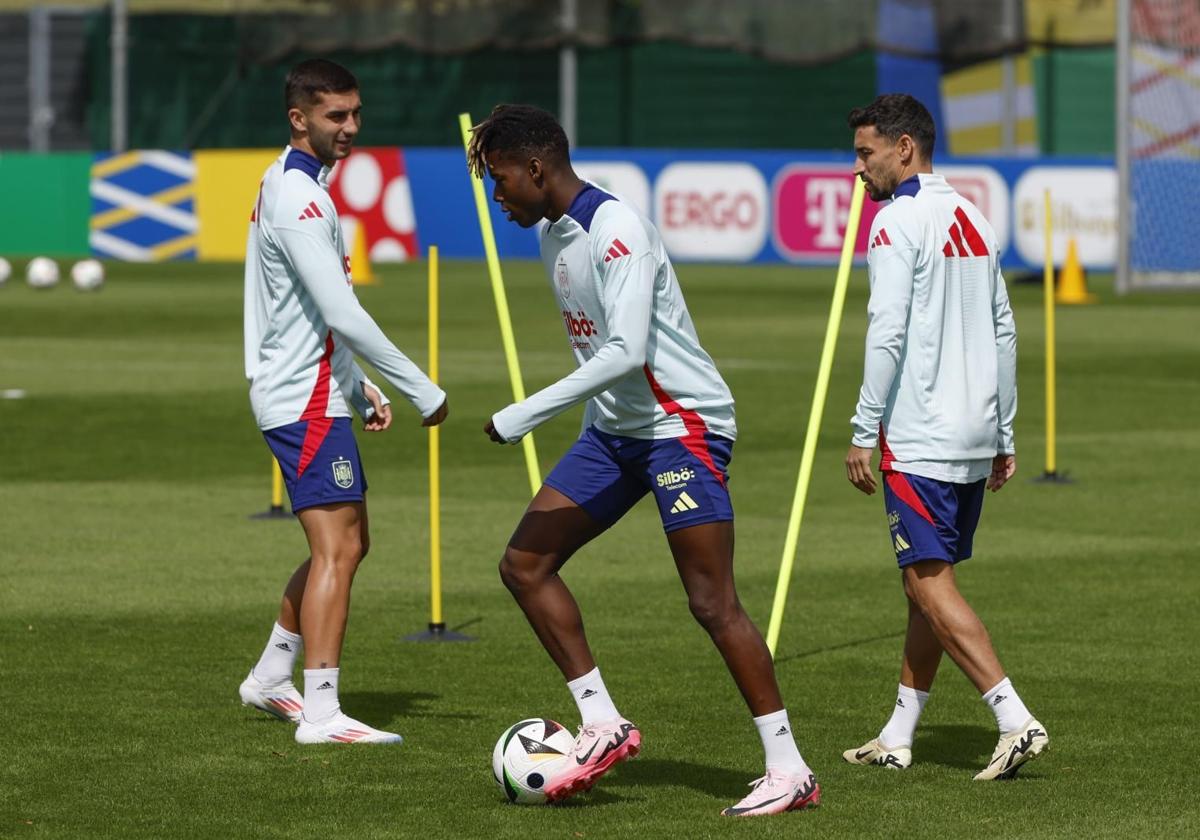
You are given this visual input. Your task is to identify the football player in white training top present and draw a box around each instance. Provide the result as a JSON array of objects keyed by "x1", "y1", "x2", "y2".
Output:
[
  {"x1": 467, "y1": 104, "x2": 819, "y2": 817},
  {"x1": 239, "y1": 59, "x2": 448, "y2": 745},
  {"x1": 841, "y1": 94, "x2": 1048, "y2": 780}
]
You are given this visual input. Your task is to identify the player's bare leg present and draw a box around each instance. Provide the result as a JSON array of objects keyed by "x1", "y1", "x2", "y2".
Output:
[
  {"x1": 900, "y1": 595, "x2": 943, "y2": 692},
  {"x1": 902, "y1": 560, "x2": 1002, "y2": 692},
  {"x1": 296, "y1": 501, "x2": 366, "y2": 669},
  {"x1": 903, "y1": 559, "x2": 1047, "y2": 778},
  {"x1": 500, "y1": 484, "x2": 640, "y2": 800},
  {"x1": 286, "y1": 499, "x2": 399, "y2": 744},
  {"x1": 240, "y1": 503, "x2": 371, "y2": 726},
  {"x1": 666, "y1": 522, "x2": 783, "y2": 715},
  {"x1": 241, "y1": 556, "x2": 309, "y2": 722},
  {"x1": 500, "y1": 485, "x2": 609, "y2": 679},
  {"x1": 666, "y1": 521, "x2": 819, "y2": 816},
  {"x1": 276, "y1": 558, "x2": 310, "y2": 635},
  {"x1": 845, "y1": 595, "x2": 943, "y2": 768},
  {"x1": 277, "y1": 503, "x2": 369, "y2": 635}
]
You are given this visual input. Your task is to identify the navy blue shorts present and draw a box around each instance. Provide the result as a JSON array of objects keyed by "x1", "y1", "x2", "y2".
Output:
[
  {"x1": 882, "y1": 471, "x2": 985, "y2": 567},
  {"x1": 263, "y1": 416, "x2": 367, "y2": 513},
  {"x1": 544, "y1": 426, "x2": 734, "y2": 533}
]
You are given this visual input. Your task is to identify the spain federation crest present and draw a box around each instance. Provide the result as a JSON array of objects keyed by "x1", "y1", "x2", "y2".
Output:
[
  {"x1": 331, "y1": 458, "x2": 355, "y2": 489},
  {"x1": 556, "y1": 258, "x2": 571, "y2": 299}
]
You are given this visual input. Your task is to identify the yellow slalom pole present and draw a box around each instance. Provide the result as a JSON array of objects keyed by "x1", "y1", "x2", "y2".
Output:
[
  {"x1": 251, "y1": 457, "x2": 289, "y2": 519},
  {"x1": 458, "y1": 112, "x2": 541, "y2": 497},
  {"x1": 765, "y1": 177, "x2": 867, "y2": 658},
  {"x1": 428, "y1": 246, "x2": 444, "y2": 630},
  {"x1": 404, "y1": 246, "x2": 473, "y2": 643},
  {"x1": 1043, "y1": 189, "x2": 1058, "y2": 478},
  {"x1": 271, "y1": 458, "x2": 284, "y2": 510}
]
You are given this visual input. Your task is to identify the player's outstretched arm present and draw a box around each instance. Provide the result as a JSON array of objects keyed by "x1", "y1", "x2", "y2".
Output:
[
  {"x1": 275, "y1": 222, "x2": 446, "y2": 421},
  {"x1": 488, "y1": 222, "x2": 655, "y2": 444},
  {"x1": 422, "y1": 399, "x2": 448, "y2": 427}
]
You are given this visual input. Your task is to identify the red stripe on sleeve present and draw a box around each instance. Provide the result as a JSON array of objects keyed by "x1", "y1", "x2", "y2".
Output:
[
  {"x1": 954, "y1": 207, "x2": 989, "y2": 256},
  {"x1": 879, "y1": 228, "x2": 891, "y2": 245}
]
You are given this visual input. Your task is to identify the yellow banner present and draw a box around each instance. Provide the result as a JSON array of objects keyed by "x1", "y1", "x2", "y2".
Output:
[
  {"x1": 942, "y1": 55, "x2": 1039, "y2": 156},
  {"x1": 194, "y1": 149, "x2": 278, "y2": 261},
  {"x1": 1026, "y1": 0, "x2": 1115, "y2": 43}
]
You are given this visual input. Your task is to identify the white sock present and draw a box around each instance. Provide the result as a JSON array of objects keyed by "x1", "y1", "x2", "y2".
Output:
[
  {"x1": 303, "y1": 667, "x2": 340, "y2": 723},
  {"x1": 753, "y1": 709, "x2": 810, "y2": 775},
  {"x1": 251, "y1": 622, "x2": 302, "y2": 685},
  {"x1": 878, "y1": 683, "x2": 930, "y2": 748},
  {"x1": 567, "y1": 667, "x2": 620, "y2": 724},
  {"x1": 982, "y1": 677, "x2": 1032, "y2": 734}
]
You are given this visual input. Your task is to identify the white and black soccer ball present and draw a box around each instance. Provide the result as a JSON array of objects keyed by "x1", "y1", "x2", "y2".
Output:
[
  {"x1": 492, "y1": 718, "x2": 573, "y2": 804},
  {"x1": 25, "y1": 256, "x2": 59, "y2": 289},
  {"x1": 70, "y1": 259, "x2": 105, "y2": 292},
  {"x1": 0, "y1": 257, "x2": 11, "y2": 286}
]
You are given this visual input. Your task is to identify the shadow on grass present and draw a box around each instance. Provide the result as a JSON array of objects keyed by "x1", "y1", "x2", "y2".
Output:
[
  {"x1": 609, "y1": 757, "x2": 755, "y2": 799},
  {"x1": 548, "y1": 788, "x2": 636, "y2": 808},
  {"x1": 774, "y1": 631, "x2": 905, "y2": 665},
  {"x1": 339, "y1": 690, "x2": 482, "y2": 727},
  {"x1": 913, "y1": 724, "x2": 996, "y2": 770}
]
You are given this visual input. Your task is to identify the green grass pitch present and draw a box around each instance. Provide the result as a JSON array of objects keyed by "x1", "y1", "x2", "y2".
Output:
[{"x1": 2, "y1": 260, "x2": 1197, "y2": 838}]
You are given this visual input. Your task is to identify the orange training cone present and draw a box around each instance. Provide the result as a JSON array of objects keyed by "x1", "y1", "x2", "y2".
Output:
[
  {"x1": 1056, "y1": 237, "x2": 1096, "y2": 304},
  {"x1": 350, "y1": 222, "x2": 377, "y2": 285}
]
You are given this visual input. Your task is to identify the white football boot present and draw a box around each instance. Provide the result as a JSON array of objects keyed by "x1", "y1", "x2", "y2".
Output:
[
  {"x1": 239, "y1": 671, "x2": 303, "y2": 724},
  {"x1": 842, "y1": 737, "x2": 912, "y2": 770},
  {"x1": 295, "y1": 711, "x2": 404, "y2": 745},
  {"x1": 974, "y1": 718, "x2": 1049, "y2": 780}
]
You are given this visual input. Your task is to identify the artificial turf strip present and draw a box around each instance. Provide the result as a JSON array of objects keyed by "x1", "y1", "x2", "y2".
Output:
[{"x1": 1, "y1": 261, "x2": 1197, "y2": 838}]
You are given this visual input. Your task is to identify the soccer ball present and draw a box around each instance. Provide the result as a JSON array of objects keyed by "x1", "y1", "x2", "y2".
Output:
[
  {"x1": 71, "y1": 259, "x2": 105, "y2": 291},
  {"x1": 0, "y1": 257, "x2": 10, "y2": 285},
  {"x1": 26, "y1": 257, "x2": 59, "y2": 289},
  {"x1": 492, "y1": 718, "x2": 573, "y2": 804}
]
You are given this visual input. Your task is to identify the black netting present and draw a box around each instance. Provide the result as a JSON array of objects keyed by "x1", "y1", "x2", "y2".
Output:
[{"x1": 231, "y1": 0, "x2": 1055, "y2": 66}]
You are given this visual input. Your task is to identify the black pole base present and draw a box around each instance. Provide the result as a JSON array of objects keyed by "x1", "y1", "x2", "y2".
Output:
[
  {"x1": 250, "y1": 505, "x2": 293, "y2": 520},
  {"x1": 404, "y1": 622, "x2": 475, "y2": 642},
  {"x1": 1033, "y1": 471, "x2": 1072, "y2": 484}
]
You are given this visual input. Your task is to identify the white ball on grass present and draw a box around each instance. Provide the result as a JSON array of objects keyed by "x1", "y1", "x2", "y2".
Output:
[
  {"x1": 71, "y1": 259, "x2": 105, "y2": 291},
  {"x1": 0, "y1": 257, "x2": 11, "y2": 285},
  {"x1": 492, "y1": 718, "x2": 574, "y2": 804},
  {"x1": 26, "y1": 257, "x2": 60, "y2": 289}
]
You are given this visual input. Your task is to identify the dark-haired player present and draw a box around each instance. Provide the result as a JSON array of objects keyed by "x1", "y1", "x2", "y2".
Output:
[
  {"x1": 841, "y1": 93, "x2": 1048, "y2": 779},
  {"x1": 467, "y1": 104, "x2": 819, "y2": 816},
  {"x1": 240, "y1": 58, "x2": 448, "y2": 744}
]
